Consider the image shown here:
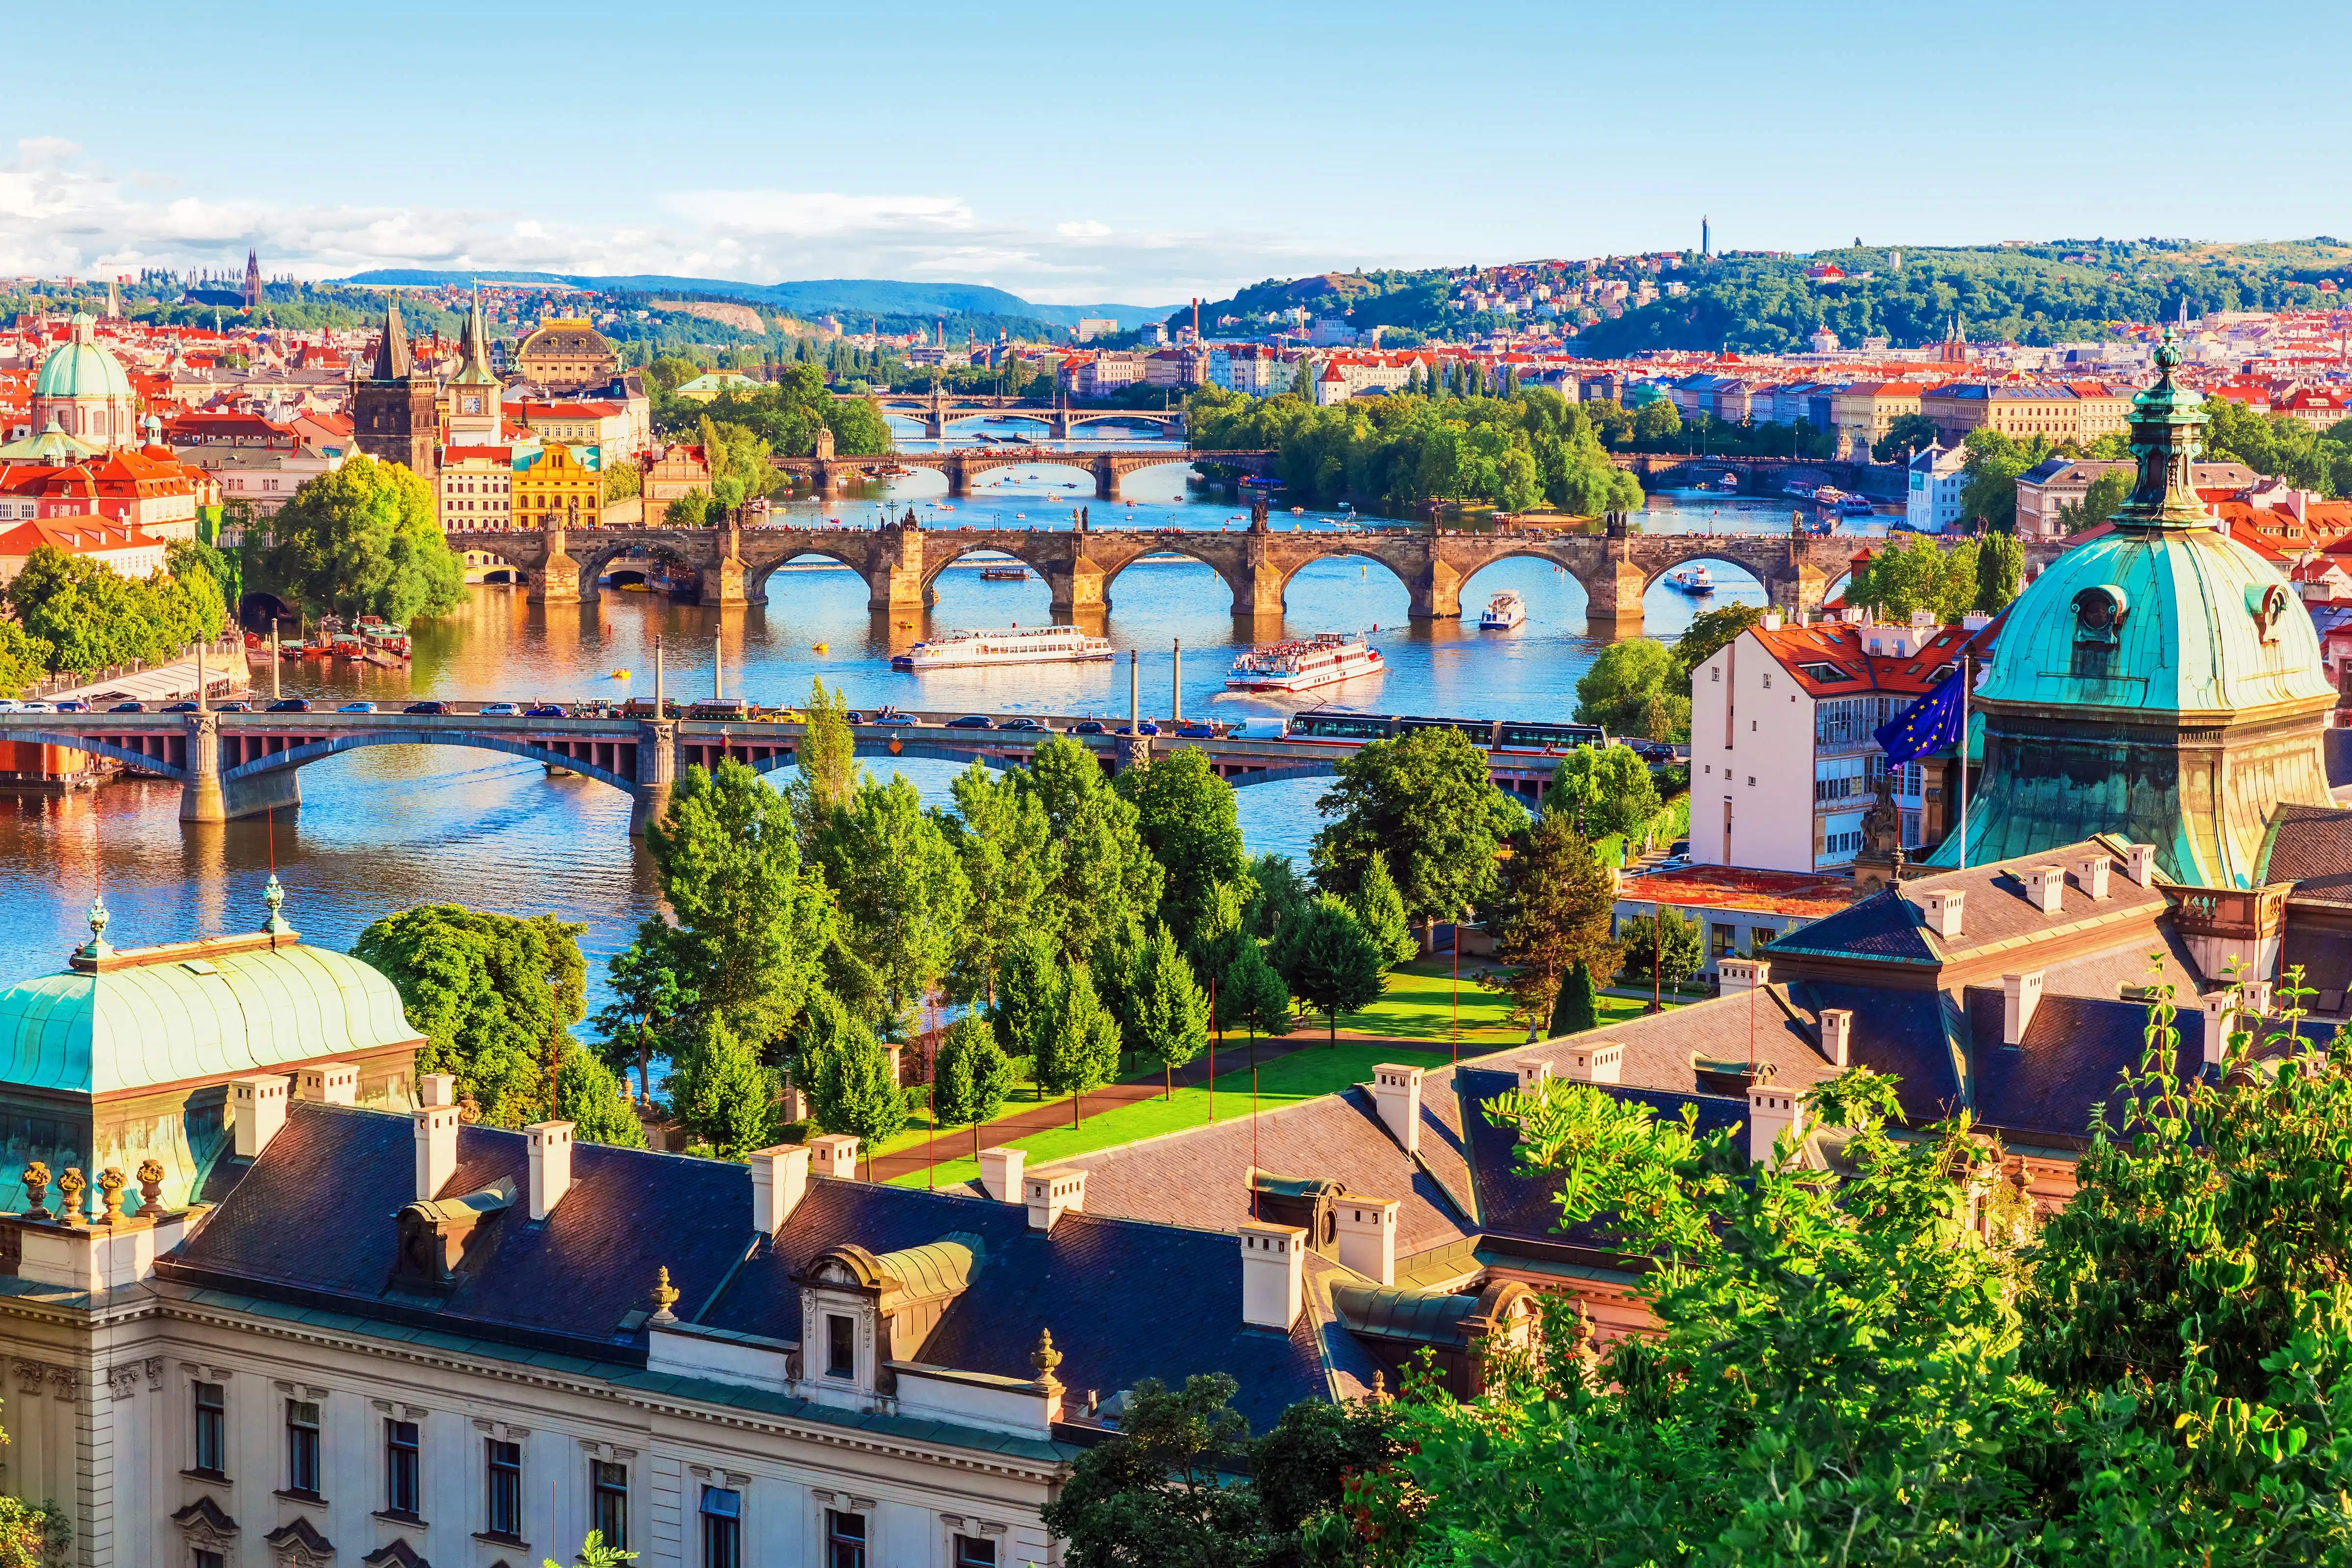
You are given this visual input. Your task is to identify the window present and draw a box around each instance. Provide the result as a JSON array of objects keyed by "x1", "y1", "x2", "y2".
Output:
[
  {"x1": 486, "y1": 1439, "x2": 522, "y2": 1538},
  {"x1": 286, "y1": 1399, "x2": 321, "y2": 1496},
  {"x1": 195, "y1": 1554, "x2": 224, "y2": 1568},
  {"x1": 826, "y1": 1314, "x2": 855, "y2": 1379},
  {"x1": 591, "y1": 1460, "x2": 628, "y2": 1549},
  {"x1": 386, "y1": 1419, "x2": 419, "y2": 1516},
  {"x1": 1711, "y1": 922, "x2": 1737, "y2": 958},
  {"x1": 193, "y1": 1382, "x2": 226, "y2": 1475},
  {"x1": 955, "y1": 1535, "x2": 999, "y2": 1568},
  {"x1": 825, "y1": 1509, "x2": 867, "y2": 1568},
  {"x1": 700, "y1": 1486, "x2": 741, "y2": 1568}
]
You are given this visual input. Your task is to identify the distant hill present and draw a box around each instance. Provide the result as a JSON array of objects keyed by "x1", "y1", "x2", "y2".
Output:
[{"x1": 340, "y1": 270, "x2": 1177, "y2": 334}]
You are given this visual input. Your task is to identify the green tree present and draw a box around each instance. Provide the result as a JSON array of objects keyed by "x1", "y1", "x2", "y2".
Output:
[
  {"x1": 787, "y1": 676, "x2": 859, "y2": 844},
  {"x1": 1542, "y1": 744, "x2": 1663, "y2": 839},
  {"x1": 990, "y1": 928, "x2": 1061, "y2": 1078},
  {"x1": 2058, "y1": 466, "x2": 2132, "y2": 533},
  {"x1": 1573, "y1": 637, "x2": 1682, "y2": 739},
  {"x1": 6, "y1": 546, "x2": 168, "y2": 673},
  {"x1": 245, "y1": 454, "x2": 465, "y2": 623},
  {"x1": 1039, "y1": 1374, "x2": 1258, "y2": 1568},
  {"x1": 672, "y1": 1013, "x2": 775, "y2": 1158},
  {"x1": 663, "y1": 488, "x2": 711, "y2": 527},
  {"x1": 943, "y1": 760, "x2": 1060, "y2": 1003},
  {"x1": 1668, "y1": 602, "x2": 1764, "y2": 693},
  {"x1": 796, "y1": 990, "x2": 906, "y2": 1154},
  {"x1": 545, "y1": 1529, "x2": 635, "y2": 1568},
  {"x1": 1243, "y1": 852, "x2": 1312, "y2": 948},
  {"x1": 1220, "y1": 937, "x2": 1296, "y2": 1057},
  {"x1": 1957, "y1": 425, "x2": 2042, "y2": 532},
  {"x1": 351, "y1": 905, "x2": 587, "y2": 1128},
  {"x1": 552, "y1": 1046, "x2": 645, "y2": 1149},
  {"x1": 590, "y1": 921, "x2": 697, "y2": 1104},
  {"x1": 1132, "y1": 926, "x2": 1210, "y2": 1099},
  {"x1": 165, "y1": 537, "x2": 230, "y2": 638},
  {"x1": 1348, "y1": 850, "x2": 1417, "y2": 969},
  {"x1": 1252, "y1": 1397, "x2": 1405, "y2": 1568},
  {"x1": 1020, "y1": 736, "x2": 1163, "y2": 965},
  {"x1": 1486, "y1": 811, "x2": 1623, "y2": 1026},
  {"x1": 1280, "y1": 895, "x2": 1386, "y2": 1042},
  {"x1": 1549, "y1": 959, "x2": 1601, "y2": 1035},
  {"x1": 1633, "y1": 397, "x2": 1682, "y2": 444},
  {"x1": 1874, "y1": 410, "x2": 1941, "y2": 462},
  {"x1": 1974, "y1": 528, "x2": 2025, "y2": 612},
  {"x1": 0, "y1": 618, "x2": 52, "y2": 694},
  {"x1": 1035, "y1": 963, "x2": 1123, "y2": 1123},
  {"x1": 1847, "y1": 531, "x2": 1977, "y2": 622},
  {"x1": 811, "y1": 774, "x2": 971, "y2": 1030},
  {"x1": 1616, "y1": 906, "x2": 1704, "y2": 990},
  {"x1": 929, "y1": 1015, "x2": 1013, "y2": 1130},
  {"x1": 645, "y1": 760, "x2": 834, "y2": 1052},
  {"x1": 1117, "y1": 746, "x2": 1251, "y2": 954},
  {"x1": 1311, "y1": 728, "x2": 1523, "y2": 933}
]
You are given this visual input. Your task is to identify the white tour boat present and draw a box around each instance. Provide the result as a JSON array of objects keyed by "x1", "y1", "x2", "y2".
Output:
[
  {"x1": 1479, "y1": 591, "x2": 1527, "y2": 630},
  {"x1": 892, "y1": 624, "x2": 1113, "y2": 672},
  {"x1": 1666, "y1": 565, "x2": 1715, "y2": 595},
  {"x1": 1226, "y1": 633, "x2": 1385, "y2": 694}
]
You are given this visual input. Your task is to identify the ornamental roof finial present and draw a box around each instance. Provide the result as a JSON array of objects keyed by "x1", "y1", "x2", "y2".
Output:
[
  {"x1": 260, "y1": 872, "x2": 291, "y2": 936},
  {"x1": 1030, "y1": 1326, "x2": 1064, "y2": 1392},
  {"x1": 78, "y1": 894, "x2": 112, "y2": 961},
  {"x1": 650, "y1": 1266, "x2": 680, "y2": 1323}
]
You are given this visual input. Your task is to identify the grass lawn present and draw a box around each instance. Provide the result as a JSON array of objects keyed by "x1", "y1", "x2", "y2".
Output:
[
  {"x1": 1328, "y1": 958, "x2": 1528, "y2": 1044},
  {"x1": 887, "y1": 1041, "x2": 1456, "y2": 1189}
]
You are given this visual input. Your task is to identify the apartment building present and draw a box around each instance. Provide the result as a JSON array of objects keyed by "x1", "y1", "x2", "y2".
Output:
[
  {"x1": 1920, "y1": 383, "x2": 2081, "y2": 447},
  {"x1": 1905, "y1": 441, "x2": 1968, "y2": 533}
]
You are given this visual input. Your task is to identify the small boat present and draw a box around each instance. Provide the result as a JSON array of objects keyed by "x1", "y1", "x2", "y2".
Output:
[
  {"x1": 612, "y1": 668, "x2": 631, "y2": 680},
  {"x1": 1666, "y1": 566, "x2": 1715, "y2": 595},
  {"x1": 1479, "y1": 591, "x2": 1527, "y2": 630},
  {"x1": 813, "y1": 642, "x2": 829, "y2": 654},
  {"x1": 980, "y1": 566, "x2": 1029, "y2": 581},
  {"x1": 1840, "y1": 497, "x2": 1875, "y2": 517}
]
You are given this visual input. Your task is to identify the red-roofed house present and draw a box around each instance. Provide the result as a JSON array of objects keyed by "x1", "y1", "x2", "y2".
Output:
[
  {"x1": 1690, "y1": 610, "x2": 1999, "y2": 874},
  {"x1": 515, "y1": 400, "x2": 638, "y2": 459},
  {"x1": 0, "y1": 515, "x2": 169, "y2": 587}
]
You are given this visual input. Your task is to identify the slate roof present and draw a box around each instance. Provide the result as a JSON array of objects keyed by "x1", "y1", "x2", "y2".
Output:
[
  {"x1": 2261, "y1": 803, "x2": 2352, "y2": 907},
  {"x1": 1769, "y1": 840, "x2": 2165, "y2": 968},
  {"x1": 163, "y1": 1103, "x2": 1365, "y2": 1437}
]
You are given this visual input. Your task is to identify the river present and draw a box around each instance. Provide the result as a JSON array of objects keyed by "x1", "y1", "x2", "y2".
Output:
[{"x1": 1, "y1": 425, "x2": 1899, "y2": 1004}]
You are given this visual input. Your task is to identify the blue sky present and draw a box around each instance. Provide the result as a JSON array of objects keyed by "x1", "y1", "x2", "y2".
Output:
[{"x1": 5, "y1": 0, "x2": 2346, "y2": 305}]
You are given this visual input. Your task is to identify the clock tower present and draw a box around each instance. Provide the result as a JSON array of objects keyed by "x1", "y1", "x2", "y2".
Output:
[{"x1": 446, "y1": 288, "x2": 503, "y2": 448}]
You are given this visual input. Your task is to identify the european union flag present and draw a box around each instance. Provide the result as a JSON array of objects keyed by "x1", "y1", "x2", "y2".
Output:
[{"x1": 1875, "y1": 669, "x2": 1965, "y2": 764}]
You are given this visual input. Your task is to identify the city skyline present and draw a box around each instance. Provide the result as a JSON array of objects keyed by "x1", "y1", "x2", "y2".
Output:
[{"x1": 5, "y1": 0, "x2": 2350, "y2": 304}]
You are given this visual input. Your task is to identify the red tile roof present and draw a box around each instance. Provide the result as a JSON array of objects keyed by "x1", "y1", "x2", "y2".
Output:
[{"x1": 1744, "y1": 617, "x2": 2000, "y2": 698}]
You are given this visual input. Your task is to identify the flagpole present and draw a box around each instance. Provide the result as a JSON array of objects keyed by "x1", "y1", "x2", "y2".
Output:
[{"x1": 1957, "y1": 651, "x2": 1969, "y2": 870}]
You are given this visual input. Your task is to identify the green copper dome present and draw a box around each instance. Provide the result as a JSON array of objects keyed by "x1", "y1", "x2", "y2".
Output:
[{"x1": 33, "y1": 313, "x2": 132, "y2": 402}]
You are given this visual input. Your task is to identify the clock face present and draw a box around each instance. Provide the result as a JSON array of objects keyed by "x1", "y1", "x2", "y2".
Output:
[{"x1": 463, "y1": 396, "x2": 482, "y2": 414}]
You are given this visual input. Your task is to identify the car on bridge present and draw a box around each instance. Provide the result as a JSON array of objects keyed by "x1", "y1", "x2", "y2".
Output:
[
  {"x1": 404, "y1": 701, "x2": 450, "y2": 715},
  {"x1": 217, "y1": 701, "x2": 250, "y2": 712},
  {"x1": 1174, "y1": 722, "x2": 1217, "y2": 739},
  {"x1": 109, "y1": 702, "x2": 147, "y2": 713},
  {"x1": 1115, "y1": 722, "x2": 1161, "y2": 737},
  {"x1": 55, "y1": 700, "x2": 88, "y2": 712},
  {"x1": 162, "y1": 702, "x2": 199, "y2": 713},
  {"x1": 266, "y1": 698, "x2": 312, "y2": 712},
  {"x1": 944, "y1": 715, "x2": 995, "y2": 730},
  {"x1": 866, "y1": 711, "x2": 921, "y2": 727},
  {"x1": 999, "y1": 717, "x2": 1050, "y2": 733},
  {"x1": 480, "y1": 702, "x2": 520, "y2": 716},
  {"x1": 1067, "y1": 720, "x2": 1107, "y2": 735},
  {"x1": 339, "y1": 702, "x2": 376, "y2": 714},
  {"x1": 526, "y1": 705, "x2": 566, "y2": 717}
]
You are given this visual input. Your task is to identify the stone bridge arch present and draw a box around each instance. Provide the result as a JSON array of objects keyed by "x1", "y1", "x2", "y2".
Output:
[
  {"x1": 1097, "y1": 540, "x2": 1250, "y2": 612},
  {"x1": 917, "y1": 539, "x2": 1070, "y2": 604},
  {"x1": 1272, "y1": 544, "x2": 1430, "y2": 619},
  {"x1": 744, "y1": 544, "x2": 879, "y2": 605},
  {"x1": 4, "y1": 731, "x2": 185, "y2": 780}
]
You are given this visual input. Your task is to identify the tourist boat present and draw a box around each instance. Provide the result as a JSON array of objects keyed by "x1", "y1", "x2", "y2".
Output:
[
  {"x1": 1226, "y1": 634, "x2": 1385, "y2": 693},
  {"x1": 980, "y1": 566, "x2": 1028, "y2": 581},
  {"x1": 891, "y1": 624, "x2": 1114, "y2": 671},
  {"x1": 1839, "y1": 497, "x2": 1875, "y2": 517},
  {"x1": 1666, "y1": 566, "x2": 1715, "y2": 595},
  {"x1": 1479, "y1": 591, "x2": 1527, "y2": 630},
  {"x1": 357, "y1": 616, "x2": 410, "y2": 659}
]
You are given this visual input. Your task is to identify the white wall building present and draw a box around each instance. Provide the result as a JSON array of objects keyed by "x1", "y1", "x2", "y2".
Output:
[{"x1": 1906, "y1": 441, "x2": 1969, "y2": 534}]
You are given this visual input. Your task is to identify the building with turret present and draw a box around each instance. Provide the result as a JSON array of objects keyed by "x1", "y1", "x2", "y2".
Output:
[
  {"x1": 444, "y1": 290, "x2": 504, "y2": 448},
  {"x1": 351, "y1": 298, "x2": 439, "y2": 476}
]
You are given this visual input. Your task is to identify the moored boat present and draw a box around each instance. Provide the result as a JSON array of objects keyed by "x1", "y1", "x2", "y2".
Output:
[{"x1": 1226, "y1": 633, "x2": 1385, "y2": 693}]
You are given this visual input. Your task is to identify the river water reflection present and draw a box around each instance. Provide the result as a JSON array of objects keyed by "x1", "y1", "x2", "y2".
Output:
[{"x1": 0, "y1": 438, "x2": 1895, "y2": 1007}]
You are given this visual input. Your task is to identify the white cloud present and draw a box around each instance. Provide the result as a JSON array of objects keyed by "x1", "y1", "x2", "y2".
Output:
[{"x1": 0, "y1": 142, "x2": 1317, "y2": 305}]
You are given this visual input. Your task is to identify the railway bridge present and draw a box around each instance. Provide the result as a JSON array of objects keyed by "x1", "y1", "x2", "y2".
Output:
[
  {"x1": 445, "y1": 513, "x2": 1995, "y2": 635},
  {"x1": 0, "y1": 710, "x2": 1566, "y2": 836}
]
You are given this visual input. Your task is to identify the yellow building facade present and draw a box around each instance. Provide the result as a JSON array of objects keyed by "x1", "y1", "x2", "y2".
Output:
[{"x1": 511, "y1": 441, "x2": 602, "y2": 530}]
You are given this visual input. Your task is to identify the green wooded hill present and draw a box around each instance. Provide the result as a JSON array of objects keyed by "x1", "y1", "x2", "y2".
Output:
[{"x1": 1180, "y1": 240, "x2": 2352, "y2": 352}]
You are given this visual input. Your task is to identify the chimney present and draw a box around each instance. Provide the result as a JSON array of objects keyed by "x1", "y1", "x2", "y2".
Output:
[
  {"x1": 1920, "y1": 888, "x2": 1965, "y2": 939},
  {"x1": 1746, "y1": 1083, "x2": 1808, "y2": 1165},
  {"x1": 1719, "y1": 957, "x2": 1771, "y2": 995},
  {"x1": 525, "y1": 1121, "x2": 574, "y2": 1221},
  {"x1": 1333, "y1": 1196, "x2": 1398, "y2": 1286},
  {"x1": 1371, "y1": 1064, "x2": 1423, "y2": 1155},
  {"x1": 2002, "y1": 971, "x2": 2045, "y2": 1046},
  {"x1": 2122, "y1": 843, "x2": 2158, "y2": 887},
  {"x1": 1562, "y1": 1041, "x2": 1623, "y2": 1084},
  {"x1": 1024, "y1": 1167, "x2": 1087, "y2": 1233},
  {"x1": 2199, "y1": 992, "x2": 2237, "y2": 1067},
  {"x1": 419, "y1": 1072, "x2": 455, "y2": 1108},
  {"x1": 1760, "y1": 609, "x2": 1782, "y2": 632},
  {"x1": 807, "y1": 1132, "x2": 860, "y2": 1181},
  {"x1": 1818, "y1": 1008, "x2": 1852, "y2": 1067},
  {"x1": 414, "y1": 1101, "x2": 460, "y2": 1202},
  {"x1": 296, "y1": 1062, "x2": 359, "y2": 1104},
  {"x1": 2072, "y1": 853, "x2": 2111, "y2": 900},
  {"x1": 1239, "y1": 1221, "x2": 1306, "y2": 1330},
  {"x1": 2020, "y1": 865, "x2": 2066, "y2": 915},
  {"x1": 230, "y1": 1074, "x2": 289, "y2": 1159},
  {"x1": 979, "y1": 1147, "x2": 1026, "y2": 1203},
  {"x1": 2244, "y1": 978, "x2": 2274, "y2": 1019},
  {"x1": 1513, "y1": 1059, "x2": 1552, "y2": 1095},
  {"x1": 748, "y1": 1143, "x2": 812, "y2": 1235}
]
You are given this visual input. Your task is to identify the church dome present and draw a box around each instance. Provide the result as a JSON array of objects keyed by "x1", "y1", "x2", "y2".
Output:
[
  {"x1": 34, "y1": 313, "x2": 133, "y2": 402},
  {"x1": 1977, "y1": 523, "x2": 2331, "y2": 716}
]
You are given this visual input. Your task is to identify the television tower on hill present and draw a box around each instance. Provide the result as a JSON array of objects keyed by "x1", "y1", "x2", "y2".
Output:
[{"x1": 1701, "y1": 216, "x2": 1710, "y2": 258}]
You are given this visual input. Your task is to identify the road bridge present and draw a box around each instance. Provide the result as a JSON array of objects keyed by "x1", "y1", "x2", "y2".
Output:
[
  {"x1": 448, "y1": 512, "x2": 2028, "y2": 633},
  {"x1": 861, "y1": 392, "x2": 1187, "y2": 441},
  {"x1": 0, "y1": 710, "x2": 1566, "y2": 836},
  {"x1": 773, "y1": 445, "x2": 1269, "y2": 500}
]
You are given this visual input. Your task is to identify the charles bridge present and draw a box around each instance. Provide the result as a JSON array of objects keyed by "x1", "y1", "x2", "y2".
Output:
[{"x1": 443, "y1": 512, "x2": 2033, "y2": 635}]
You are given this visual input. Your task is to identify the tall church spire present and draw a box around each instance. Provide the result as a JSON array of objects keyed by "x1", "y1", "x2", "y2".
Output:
[{"x1": 370, "y1": 296, "x2": 412, "y2": 380}]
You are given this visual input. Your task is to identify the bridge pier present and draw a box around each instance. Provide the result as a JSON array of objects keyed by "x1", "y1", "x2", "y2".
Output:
[
  {"x1": 1768, "y1": 564, "x2": 1831, "y2": 620},
  {"x1": 629, "y1": 719, "x2": 676, "y2": 836},
  {"x1": 531, "y1": 522, "x2": 584, "y2": 604},
  {"x1": 868, "y1": 524, "x2": 931, "y2": 613},
  {"x1": 1093, "y1": 458, "x2": 1119, "y2": 502},
  {"x1": 178, "y1": 714, "x2": 223, "y2": 823},
  {"x1": 1583, "y1": 559, "x2": 1648, "y2": 640},
  {"x1": 1406, "y1": 556, "x2": 1464, "y2": 620},
  {"x1": 701, "y1": 527, "x2": 749, "y2": 607},
  {"x1": 1231, "y1": 544, "x2": 1288, "y2": 617},
  {"x1": 944, "y1": 456, "x2": 970, "y2": 498}
]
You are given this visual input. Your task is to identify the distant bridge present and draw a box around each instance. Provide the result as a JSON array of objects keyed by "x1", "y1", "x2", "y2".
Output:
[
  {"x1": 2, "y1": 710, "x2": 1569, "y2": 835},
  {"x1": 774, "y1": 446, "x2": 1269, "y2": 499},
  {"x1": 439, "y1": 513, "x2": 1999, "y2": 632},
  {"x1": 859, "y1": 391, "x2": 1187, "y2": 441}
]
